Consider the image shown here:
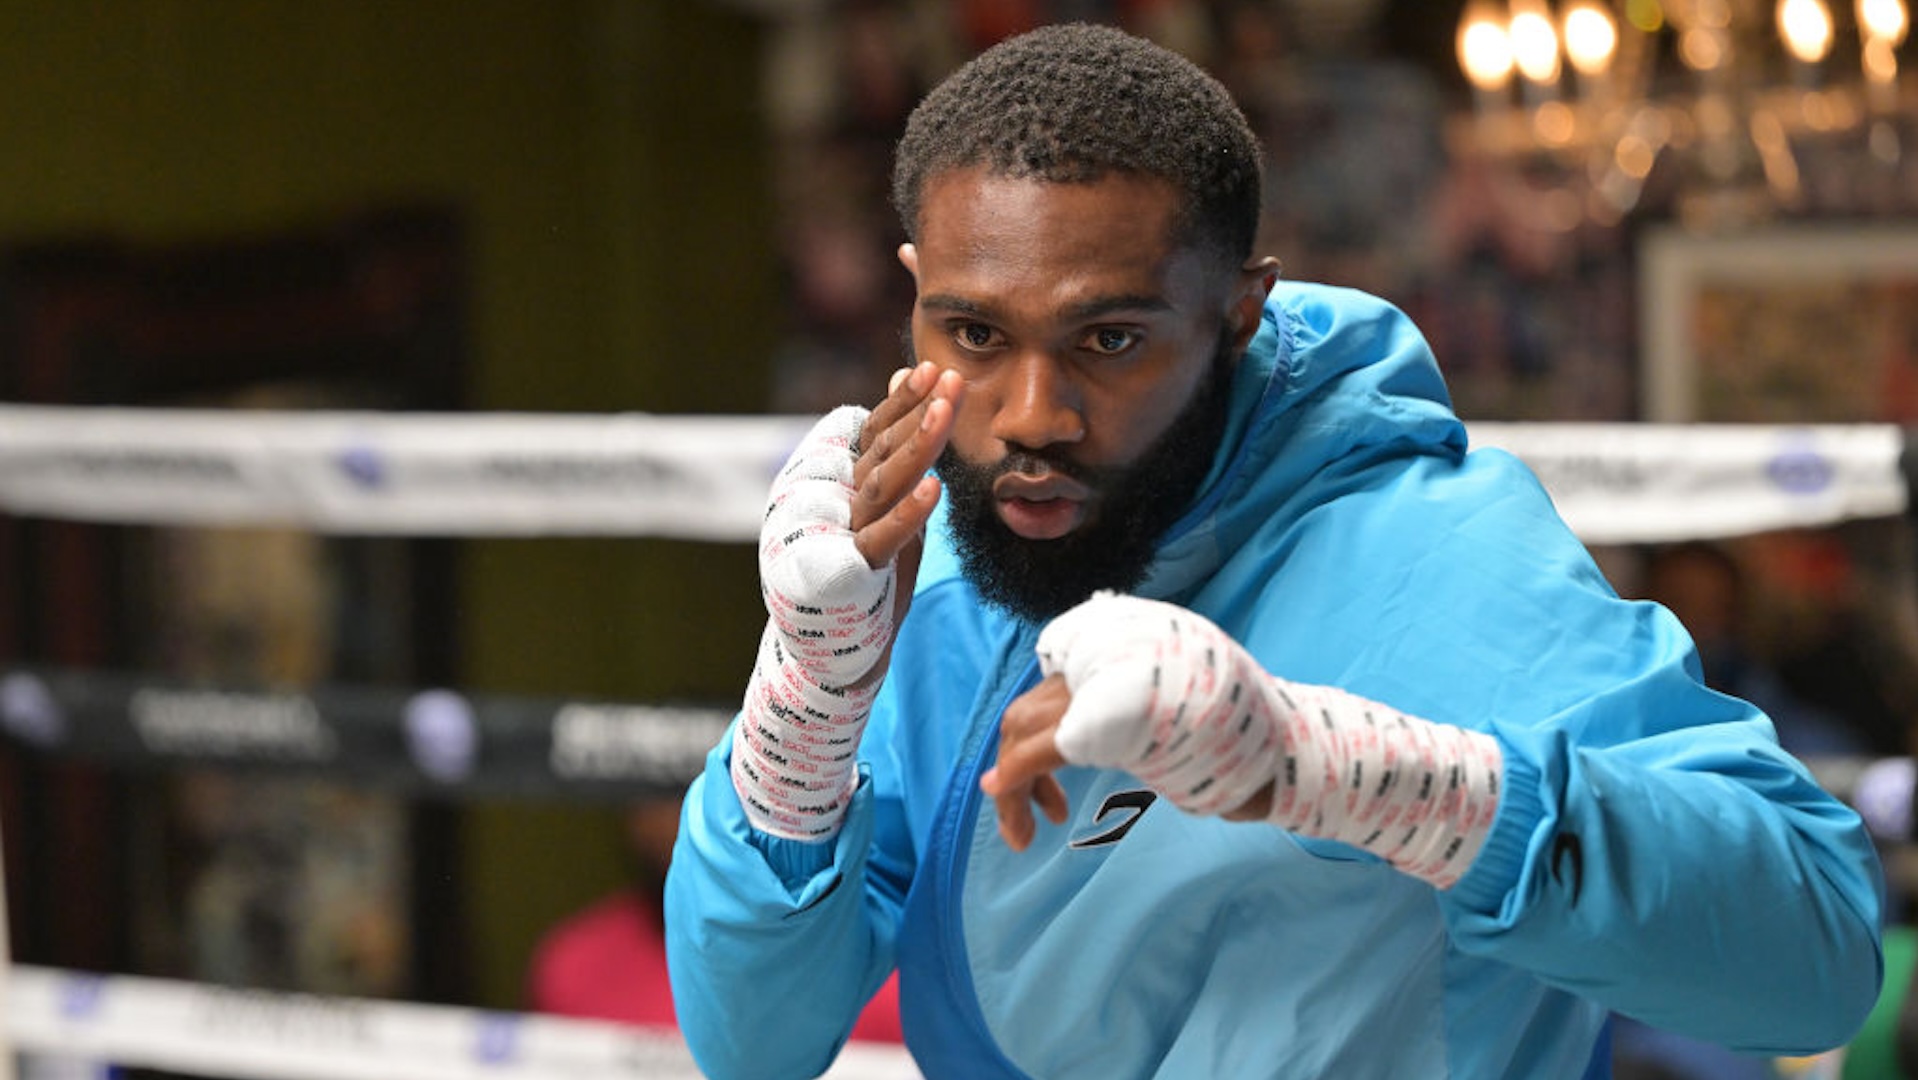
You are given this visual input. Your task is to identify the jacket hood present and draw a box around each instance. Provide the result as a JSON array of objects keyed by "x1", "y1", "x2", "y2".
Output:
[{"x1": 1141, "y1": 280, "x2": 1468, "y2": 601}]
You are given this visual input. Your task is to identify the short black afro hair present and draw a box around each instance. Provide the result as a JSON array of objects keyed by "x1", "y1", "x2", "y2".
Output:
[{"x1": 891, "y1": 22, "x2": 1263, "y2": 264}]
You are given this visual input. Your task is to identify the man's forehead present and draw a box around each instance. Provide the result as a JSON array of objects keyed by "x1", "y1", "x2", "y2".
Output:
[
  {"x1": 917, "y1": 167, "x2": 1183, "y2": 233},
  {"x1": 919, "y1": 170, "x2": 1187, "y2": 252},
  {"x1": 910, "y1": 169, "x2": 1218, "y2": 311}
]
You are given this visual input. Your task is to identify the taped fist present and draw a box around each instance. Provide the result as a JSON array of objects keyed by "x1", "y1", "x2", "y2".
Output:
[
  {"x1": 988, "y1": 592, "x2": 1504, "y2": 890},
  {"x1": 1037, "y1": 591, "x2": 1287, "y2": 819}
]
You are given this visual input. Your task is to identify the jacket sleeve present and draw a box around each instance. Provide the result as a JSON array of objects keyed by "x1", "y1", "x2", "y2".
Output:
[
  {"x1": 1248, "y1": 290, "x2": 1885, "y2": 1054},
  {"x1": 1440, "y1": 656, "x2": 1885, "y2": 1055},
  {"x1": 1384, "y1": 457, "x2": 1889, "y2": 1054},
  {"x1": 664, "y1": 716, "x2": 913, "y2": 1080}
]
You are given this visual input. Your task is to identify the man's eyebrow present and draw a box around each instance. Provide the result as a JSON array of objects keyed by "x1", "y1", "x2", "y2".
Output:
[
  {"x1": 1061, "y1": 294, "x2": 1173, "y2": 320},
  {"x1": 917, "y1": 293, "x2": 1173, "y2": 320},
  {"x1": 918, "y1": 293, "x2": 989, "y2": 317}
]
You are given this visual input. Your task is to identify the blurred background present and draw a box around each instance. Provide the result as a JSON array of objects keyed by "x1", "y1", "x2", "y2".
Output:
[{"x1": 0, "y1": 0, "x2": 1915, "y2": 1075}]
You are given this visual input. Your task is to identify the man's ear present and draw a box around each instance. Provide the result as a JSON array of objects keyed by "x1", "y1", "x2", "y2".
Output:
[
  {"x1": 898, "y1": 242, "x2": 920, "y2": 280},
  {"x1": 1227, "y1": 256, "x2": 1281, "y2": 355}
]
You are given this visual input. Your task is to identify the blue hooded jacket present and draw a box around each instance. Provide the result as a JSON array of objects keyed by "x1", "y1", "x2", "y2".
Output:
[{"x1": 666, "y1": 282, "x2": 1885, "y2": 1079}]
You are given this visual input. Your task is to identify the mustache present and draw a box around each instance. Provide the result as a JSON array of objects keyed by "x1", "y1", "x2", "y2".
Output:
[
  {"x1": 994, "y1": 448, "x2": 1086, "y2": 482},
  {"x1": 937, "y1": 443, "x2": 1101, "y2": 488}
]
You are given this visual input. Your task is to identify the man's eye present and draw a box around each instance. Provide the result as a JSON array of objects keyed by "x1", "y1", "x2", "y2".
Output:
[
  {"x1": 953, "y1": 323, "x2": 997, "y2": 350},
  {"x1": 1087, "y1": 327, "x2": 1137, "y2": 355}
]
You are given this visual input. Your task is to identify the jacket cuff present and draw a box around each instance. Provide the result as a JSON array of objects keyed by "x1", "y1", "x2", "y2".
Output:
[
  {"x1": 1444, "y1": 748, "x2": 1545, "y2": 915},
  {"x1": 739, "y1": 762, "x2": 874, "y2": 899}
]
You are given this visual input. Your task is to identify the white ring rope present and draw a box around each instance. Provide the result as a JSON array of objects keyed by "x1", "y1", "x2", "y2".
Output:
[
  {"x1": 0, "y1": 404, "x2": 1906, "y2": 544},
  {"x1": 0, "y1": 404, "x2": 818, "y2": 542},
  {"x1": 8, "y1": 964, "x2": 917, "y2": 1080}
]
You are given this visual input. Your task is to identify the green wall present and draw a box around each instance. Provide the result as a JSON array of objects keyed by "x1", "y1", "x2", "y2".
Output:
[{"x1": 0, "y1": 0, "x2": 777, "y2": 1007}]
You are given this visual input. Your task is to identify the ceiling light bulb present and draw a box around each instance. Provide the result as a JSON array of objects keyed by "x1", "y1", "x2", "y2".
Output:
[
  {"x1": 1857, "y1": 0, "x2": 1910, "y2": 44},
  {"x1": 1459, "y1": 7, "x2": 1518, "y2": 89},
  {"x1": 1511, "y1": 8, "x2": 1564, "y2": 82},
  {"x1": 1564, "y1": 2, "x2": 1620, "y2": 75},
  {"x1": 1779, "y1": 0, "x2": 1836, "y2": 62}
]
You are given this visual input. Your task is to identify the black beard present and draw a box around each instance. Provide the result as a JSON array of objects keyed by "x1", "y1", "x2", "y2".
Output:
[{"x1": 934, "y1": 333, "x2": 1237, "y2": 624}]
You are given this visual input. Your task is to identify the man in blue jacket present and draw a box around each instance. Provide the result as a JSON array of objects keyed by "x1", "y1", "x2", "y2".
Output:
[{"x1": 665, "y1": 22, "x2": 1885, "y2": 1079}]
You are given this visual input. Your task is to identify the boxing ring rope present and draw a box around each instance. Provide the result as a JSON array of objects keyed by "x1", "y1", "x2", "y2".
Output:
[
  {"x1": 0, "y1": 404, "x2": 1908, "y2": 544},
  {"x1": 3, "y1": 403, "x2": 1916, "y2": 1079},
  {"x1": 6, "y1": 964, "x2": 916, "y2": 1080}
]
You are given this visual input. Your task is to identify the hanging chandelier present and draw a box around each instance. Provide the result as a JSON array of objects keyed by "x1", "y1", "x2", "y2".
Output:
[{"x1": 1452, "y1": 0, "x2": 1914, "y2": 228}]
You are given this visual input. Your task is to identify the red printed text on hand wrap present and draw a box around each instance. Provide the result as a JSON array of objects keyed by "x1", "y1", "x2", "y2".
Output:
[{"x1": 731, "y1": 406, "x2": 894, "y2": 842}]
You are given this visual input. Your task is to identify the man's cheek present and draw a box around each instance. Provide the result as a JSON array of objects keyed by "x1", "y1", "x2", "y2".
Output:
[{"x1": 942, "y1": 425, "x2": 996, "y2": 474}]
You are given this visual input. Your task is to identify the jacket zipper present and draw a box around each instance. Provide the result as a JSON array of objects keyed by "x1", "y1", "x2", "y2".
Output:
[{"x1": 927, "y1": 640, "x2": 1042, "y2": 1066}]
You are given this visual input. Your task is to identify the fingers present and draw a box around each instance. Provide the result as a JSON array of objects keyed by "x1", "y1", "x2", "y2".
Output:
[
  {"x1": 988, "y1": 773, "x2": 1069, "y2": 852},
  {"x1": 851, "y1": 364, "x2": 964, "y2": 566},
  {"x1": 981, "y1": 675, "x2": 1073, "y2": 851},
  {"x1": 1032, "y1": 773, "x2": 1069, "y2": 827},
  {"x1": 853, "y1": 472, "x2": 941, "y2": 571},
  {"x1": 855, "y1": 364, "x2": 960, "y2": 490},
  {"x1": 1219, "y1": 780, "x2": 1276, "y2": 822},
  {"x1": 861, "y1": 360, "x2": 935, "y2": 449},
  {"x1": 989, "y1": 783, "x2": 1034, "y2": 851}
]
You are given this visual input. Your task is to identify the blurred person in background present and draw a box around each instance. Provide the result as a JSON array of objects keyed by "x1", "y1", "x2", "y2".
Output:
[
  {"x1": 527, "y1": 790, "x2": 901, "y2": 1040},
  {"x1": 1637, "y1": 541, "x2": 1875, "y2": 760},
  {"x1": 1758, "y1": 529, "x2": 1918, "y2": 761}
]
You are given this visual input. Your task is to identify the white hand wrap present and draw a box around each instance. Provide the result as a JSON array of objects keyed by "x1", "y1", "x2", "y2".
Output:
[
  {"x1": 731, "y1": 406, "x2": 895, "y2": 841},
  {"x1": 1039, "y1": 592, "x2": 1504, "y2": 889}
]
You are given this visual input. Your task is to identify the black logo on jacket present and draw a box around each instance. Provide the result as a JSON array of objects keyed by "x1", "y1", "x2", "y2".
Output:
[{"x1": 1070, "y1": 789, "x2": 1158, "y2": 849}]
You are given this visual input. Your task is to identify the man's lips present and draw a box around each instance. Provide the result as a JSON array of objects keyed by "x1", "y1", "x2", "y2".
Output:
[{"x1": 992, "y1": 473, "x2": 1091, "y2": 541}]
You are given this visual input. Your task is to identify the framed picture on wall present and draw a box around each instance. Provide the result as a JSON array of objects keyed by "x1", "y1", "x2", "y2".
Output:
[
  {"x1": 1639, "y1": 224, "x2": 1918, "y2": 423},
  {"x1": 1636, "y1": 223, "x2": 1918, "y2": 759}
]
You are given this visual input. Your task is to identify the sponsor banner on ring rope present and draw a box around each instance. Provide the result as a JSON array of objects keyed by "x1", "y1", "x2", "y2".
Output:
[
  {"x1": 0, "y1": 404, "x2": 1910, "y2": 544},
  {"x1": 0, "y1": 667, "x2": 731, "y2": 800},
  {"x1": 7, "y1": 965, "x2": 920, "y2": 1080},
  {"x1": 1467, "y1": 422, "x2": 1909, "y2": 545},
  {"x1": 0, "y1": 404, "x2": 814, "y2": 541}
]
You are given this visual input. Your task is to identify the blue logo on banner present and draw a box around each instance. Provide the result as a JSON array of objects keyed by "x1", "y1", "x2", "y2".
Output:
[
  {"x1": 60, "y1": 974, "x2": 108, "y2": 1020},
  {"x1": 1767, "y1": 438, "x2": 1834, "y2": 495},
  {"x1": 474, "y1": 1013, "x2": 521, "y2": 1064},
  {"x1": 1, "y1": 672, "x2": 67, "y2": 748},
  {"x1": 336, "y1": 444, "x2": 386, "y2": 490},
  {"x1": 404, "y1": 689, "x2": 480, "y2": 783}
]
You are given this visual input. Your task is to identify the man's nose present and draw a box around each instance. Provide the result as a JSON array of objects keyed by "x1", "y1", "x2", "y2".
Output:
[{"x1": 991, "y1": 352, "x2": 1085, "y2": 451}]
